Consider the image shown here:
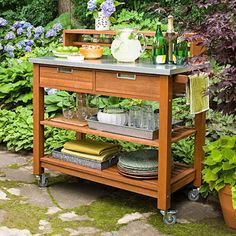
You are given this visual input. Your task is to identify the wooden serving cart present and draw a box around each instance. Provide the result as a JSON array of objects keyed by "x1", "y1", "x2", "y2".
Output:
[{"x1": 31, "y1": 29, "x2": 206, "y2": 224}]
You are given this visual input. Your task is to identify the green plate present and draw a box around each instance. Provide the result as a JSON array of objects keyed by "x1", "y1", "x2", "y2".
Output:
[{"x1": 118, "y1": 150, "x2": 158, "y2": 170}]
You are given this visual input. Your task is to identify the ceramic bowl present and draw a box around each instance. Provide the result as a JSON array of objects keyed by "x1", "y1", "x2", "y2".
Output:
[
  {"x1": 97, "y1": 111, "x2": 128, "y2": 126},
  {"x1": 80, "y1": 46, "x2": 103, "y2": 59}
]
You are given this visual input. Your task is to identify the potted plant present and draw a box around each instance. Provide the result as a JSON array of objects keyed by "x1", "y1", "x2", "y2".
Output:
[
  {"x1": 202, "y1": 135, "x2": 236, "y2": 229},
  {"x1": 87, "y1": 0, "x2": 123, "y2": 30}
]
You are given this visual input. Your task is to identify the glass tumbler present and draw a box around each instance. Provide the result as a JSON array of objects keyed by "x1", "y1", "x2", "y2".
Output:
[
  {"x1": 76, "y1": 93, "x2": 87, "y2": 121},
  {"x1": 145, "y1": 106, "x2": 155, "y2": 130},
  {"x1": 62, "y1": 96, "x2": 76, "y2": 119},
  {"x1": 128, "y1": 106, "x2": 142, "y2": 128}
]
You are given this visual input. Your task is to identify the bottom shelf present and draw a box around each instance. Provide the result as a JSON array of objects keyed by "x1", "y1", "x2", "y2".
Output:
[{"x1": 40, "y1": 156, "x2": 195, "y2": 198}]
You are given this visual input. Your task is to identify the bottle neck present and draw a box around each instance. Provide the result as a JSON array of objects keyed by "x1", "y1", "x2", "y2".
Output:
[{"x1": 156, "y1": 25, "x2": 163, "y2": 37}]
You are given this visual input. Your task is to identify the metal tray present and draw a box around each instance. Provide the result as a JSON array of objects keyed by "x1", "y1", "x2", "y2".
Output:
[
  {"x1": 52, "y1": 148, "x2": 118, "y2": 170},
  {"x1": 87, "y1": 116, "x2": 183, "y2": 140}
]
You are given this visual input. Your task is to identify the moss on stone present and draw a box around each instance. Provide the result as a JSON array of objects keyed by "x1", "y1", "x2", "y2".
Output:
[
  {"x1": 0, "y1": 180, "x2": 20, "y2": 189},
  {"x1": 7, "y1": 163, "x2": 21, "y2": 169},
  {"x1": 148, "y1": 213, "x2": 236, "y2": 236}
]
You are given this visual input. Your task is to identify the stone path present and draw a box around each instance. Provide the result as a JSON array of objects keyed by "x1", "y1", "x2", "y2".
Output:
[{"x1": 0, "y1": 148, "x2": 233, "y2": 236}]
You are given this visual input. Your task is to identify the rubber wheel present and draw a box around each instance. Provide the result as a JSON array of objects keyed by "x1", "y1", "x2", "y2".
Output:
[
  {"x1": 163, "y1": 214, "x2": 177, "y2": 225},
  {"x1": 38, "y1": 176, "x2": 49, "y2": 188},
  {"x1": 188, "y1": 189, "x2": 200, "y2": 202}
]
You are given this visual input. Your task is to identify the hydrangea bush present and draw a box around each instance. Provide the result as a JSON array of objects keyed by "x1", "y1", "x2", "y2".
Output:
[{"x1": 0, "y1": 17, "x2": 62, "y2": 61}]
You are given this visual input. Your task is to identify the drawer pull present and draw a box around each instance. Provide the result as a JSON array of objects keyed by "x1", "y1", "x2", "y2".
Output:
[
  {"x1": 57, "y1": 68, "x2": 74, "y2": 74},
  {"x1": 117, "y1": 73, "x2": 136, "y2": 80}
]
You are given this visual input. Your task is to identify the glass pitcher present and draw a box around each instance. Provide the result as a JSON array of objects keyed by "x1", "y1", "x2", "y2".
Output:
[{"x1": 111, "y1": 28, "x2": 147, "y2": 63}]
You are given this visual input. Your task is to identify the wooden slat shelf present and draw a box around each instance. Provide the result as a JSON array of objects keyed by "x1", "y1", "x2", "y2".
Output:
[
  {"x1": 41, "y1": 156, "x2": 195, "y2": 198},
  {"x1": 40, "y1": 117, "x2": 196, "y2": 147}
]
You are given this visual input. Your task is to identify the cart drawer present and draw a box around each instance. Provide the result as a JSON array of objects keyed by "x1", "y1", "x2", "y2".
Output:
[
  {"x1": 40, "y1": 66, "x2": 93, "y2": 91},
  {"x1": 95, "y1": 71, "x2": 160, "y2": 100}
]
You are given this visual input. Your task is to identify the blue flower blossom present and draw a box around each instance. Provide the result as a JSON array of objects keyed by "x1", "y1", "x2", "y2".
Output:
[
  {"x1": 52, "y1": 23, "x2": 62, "y2": 32},
  {"x1": 17, "y1": 27, "x2": 24, "y2": 35},
  {"x1": 9, "y1": 52, "x2": 15, "y2": 58},
  {"x1": 24, "y1": 39, "x2": 34, "y2": 46},
  {"x1": 4, "y1": 44, "x2": 15, "y2": 52},
  {"x1": 34, "y1": 26, "x2": 44, "y2": 35},
  {"x1": 87, "y1": 0, "x2": 97, "y2": 11},
  {"x1": 101, "y1": 0, "x2": 116, "y2": 17},
  {"x1": 13, "y1": 21, "x2": 22, "y2": 29},
  {"x1": 4, "y1": 32, "x2": 16, "y2": 40},
  {"x1": 34, "y1": 34, "x2": 40, "y2": 40},
  {"x1": 0, "y1": 17, "x2": 7, "y2": 27},
  {"x1": 25, "y1": 46, "x2": 32, "y2": 52},
  {"x1": 45, "y1": 29, "x2": 57, "y2": 38},
  {"x1": 27, "y1": 31, "x2": 32, "y2": 38},
  {"x1": 23, "y1": 22, "x2": 32, "y2": 28}
]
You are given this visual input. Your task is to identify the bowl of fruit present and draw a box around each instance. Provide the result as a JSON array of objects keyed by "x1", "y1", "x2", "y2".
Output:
[
  {"x1": 53, "y1": 46, "x2": 79, "y2": 57},
  {"x1": 79, "y1": 45, "x2": 103, "y2": 59}
]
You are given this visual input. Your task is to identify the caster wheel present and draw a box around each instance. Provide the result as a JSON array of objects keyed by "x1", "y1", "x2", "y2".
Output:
[
  {"x1": 37, "y1": 175, "x2": 49, "y2": 188},
  {"x1": 188, "y1": 189, "x2": 200, "y2": 202},
  {"x1": 163, "y1": 214, "x2": 177, "y2": 225},
  {"x1": 160, "y1": 210, "x2": 177, "y2": 225}
]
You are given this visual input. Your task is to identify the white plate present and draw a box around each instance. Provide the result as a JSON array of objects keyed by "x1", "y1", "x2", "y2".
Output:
[{"x1": 52, "y1": 50, "x2": 70, "y2": 58}]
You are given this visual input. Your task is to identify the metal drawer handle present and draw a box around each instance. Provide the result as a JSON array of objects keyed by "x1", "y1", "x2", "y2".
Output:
[
  {"x1": 57, "y1": 68, "x2": 74, "y2": 74},
  {"x1": 117, "y1": 73, "x2": 136, "y2": 80}
]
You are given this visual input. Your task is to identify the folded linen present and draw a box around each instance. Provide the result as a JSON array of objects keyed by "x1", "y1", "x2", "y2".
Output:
[
  {"x1": 61, "y1": 148, "x2": 118, "y2": 162},
  {"x1": 186, "y1": 72, "x2": 209, "y2": 115},
  {"x1": 63, "y1": 139, "x2": 120, "y2": 156}
]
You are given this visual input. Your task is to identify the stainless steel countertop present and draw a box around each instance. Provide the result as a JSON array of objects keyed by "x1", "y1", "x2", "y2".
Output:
[{"x1": 29, "y1": 56, "x2": 207, "y2": 76}]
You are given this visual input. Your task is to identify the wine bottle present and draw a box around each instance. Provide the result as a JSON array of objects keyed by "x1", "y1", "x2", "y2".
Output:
[{"x1": 152, "y1": 23, "x2": 166, "y2": 65}]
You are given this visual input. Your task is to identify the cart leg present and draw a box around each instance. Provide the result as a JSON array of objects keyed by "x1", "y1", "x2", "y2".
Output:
[
  {"x1": 36, "y1": 174, "x2": 49, "y2": 188},
  {"x1": 193, "y1": 112, "x2": 206, "y2": 187},
  {"x1": 33, "y1": 64, "x2": 44, "y2": 175},
  {"x1": 158, "y1": 76, "x2": 173, "y2": 211}
]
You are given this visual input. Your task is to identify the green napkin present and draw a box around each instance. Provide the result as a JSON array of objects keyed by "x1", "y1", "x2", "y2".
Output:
[{"x1": 187, "y1": 72, "x2": 209, "y2": 114}]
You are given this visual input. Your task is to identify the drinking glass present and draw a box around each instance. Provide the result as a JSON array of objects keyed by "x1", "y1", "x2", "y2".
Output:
[
  {"x1": 76, "y1": 93, "x2": 87, "y2": 121},
  {"x1": 141, "y1": 105, "x2": 156, "y2": 130},
  {"x1": 128, "y1": 106, "x2": 142, "y2": 128},
  {"x1": 62, "y1": 96, "x2": 76, "y2": 119}
]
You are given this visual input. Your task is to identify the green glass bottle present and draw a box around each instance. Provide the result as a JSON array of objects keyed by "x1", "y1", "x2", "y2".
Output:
[
  {"x1": 174, "y1": 37, "x2": 188, "y2": 65},
  {"x1": 152, "y1": 23, "x2": 166, "y2": 65}
]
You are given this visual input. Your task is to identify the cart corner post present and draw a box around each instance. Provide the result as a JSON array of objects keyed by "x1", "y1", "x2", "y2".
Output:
[
  {"x1": 193, "y1": 111, "x2": 206, "y2": 187},
  {"x1": 158, "y1": 75, "x2": 173, "y2": 210},
  {"x1": 33, "y1": 64, "x2": 44, "y2": 175}
]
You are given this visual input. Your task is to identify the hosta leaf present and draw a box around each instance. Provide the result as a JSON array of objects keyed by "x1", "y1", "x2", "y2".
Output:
[{"x1": 232, "y1": 187, "x2": 236, "y2": 209}]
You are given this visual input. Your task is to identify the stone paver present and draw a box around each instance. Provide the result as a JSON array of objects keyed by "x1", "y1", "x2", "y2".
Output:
[
  {"x1": 117, "y1": 212, "x2": 143, "y2": 224},
  {"x1": 19, "y1": 184, "x2": 54, "y2": 207},
  {"x1": 175, "y1": 201, "x2": 220, "y2": 222},
  {"x1": 111, "y1": 220, "x2": 166, "y2": 236},
  {"x1": 65, "y1": 226, "x2": 101, "y2": 235},
  {"x1": 0, "y1": 226, "x2": 32, "y2": 236},
  {"x1": 38, "y1": 220, "x2": 52, "y2": 234},
  {"x1": 50, "y1": 181, "x2": 108, "y2": 208},
  {"x1": 46, "y1": 206, "x2": 62, "y2": 215},
  {"x1": 7, "y1": 188, "x2": 21, "y2": 196},
  {"x1": 3, "y1": 167, "x2": 35, "y2": 183},
  {"x1": 0, "y1": 190, "x2": 9, "y2": 200},
  {"x1": 0, "y1": 151, "x2": 29, "y2": 168},
  {"x1": 59, "y1": 211, "x2": 93, "y2": 222}
]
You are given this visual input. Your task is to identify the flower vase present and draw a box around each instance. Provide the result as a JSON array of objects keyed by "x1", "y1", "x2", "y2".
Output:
[{"x1": 95, "y1": 12, "x2": 110, "y2": 31}]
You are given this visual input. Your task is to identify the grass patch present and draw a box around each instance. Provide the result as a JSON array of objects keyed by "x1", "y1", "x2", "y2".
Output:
[
  {"x1": 7, "y1": 163, "x2": 21, "y2": 169},
  {"x1": 148, "y1": 213, "x2": 236, "y2": 236},
  {"x1": 0, "y1": 180, "x2": 21, "y2": 189},
  {"x1": 74, "y1": 190, "x2": 157, "y2": 232}
]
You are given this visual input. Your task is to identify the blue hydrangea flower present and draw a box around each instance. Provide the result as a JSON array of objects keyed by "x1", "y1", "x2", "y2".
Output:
[
  {"x1": 27, "y1": 31, "x2": 32, "y2": 38},
  {"x1": 4, "y1": 44, "x2": 15, "y2": 52},
  {"x1": 45, "y1": 29, "x2": 57, "y2": 38},
  {"x1": 24, "y1": 39, "x2": 34, "y2": 46},
  {"x1": 9, "y1": 52, "x2": 15, "y2": 58},
  {"x1": 4, "y1": 32, "x2": 16, "y2": 40},
  {"x1": 101, "y1": 0, "x2": 116, "y2": 17},
  {"x1": 25, "y1": 46, "x2": 32, "y2": 52},
  {"x1": 52, "y1": 23, "x2": 62, "y2": 32},
  {"x1": 18, "y1": 40, "x2": 26, "y2": 47},
  {"x1": 23, "y1": 22, "x2": 32, "y2": 28},
  {"x1": 0, "y1": 17, "x2": 7, "y2": 27},
  {"x1": 34, "y1": 34, "x2": 40, "y2": 40},
  {"x1": 17, "y1": 28, "x2": 24, "y2": 35},
  {"x1": 13, "y1": 21, "x2": 22, "y2": 29},
  {"x1": 87, "y1": 0, "x2": 97, "y2": 11},
  {"x1": 34, "y1": 26, "x2": 44, "y2": 35},
  {"x1": 16, "y1": 43, "x2": 23, "y2": 50}
]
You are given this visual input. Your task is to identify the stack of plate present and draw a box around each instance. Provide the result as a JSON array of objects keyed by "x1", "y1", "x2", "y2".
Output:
[{"x1": 117, "y1": 150, "x2": 158, "y2": 179}]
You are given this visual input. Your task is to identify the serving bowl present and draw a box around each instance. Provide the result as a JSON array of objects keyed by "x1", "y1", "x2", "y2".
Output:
[{"x1": 80, "y1": 45, "x2": 103, "y2": 59}]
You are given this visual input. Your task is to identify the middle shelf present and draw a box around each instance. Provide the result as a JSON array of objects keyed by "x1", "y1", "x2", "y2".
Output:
[{"x1": 40, "y1": 116, "x2": 196, "y2": 147}]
